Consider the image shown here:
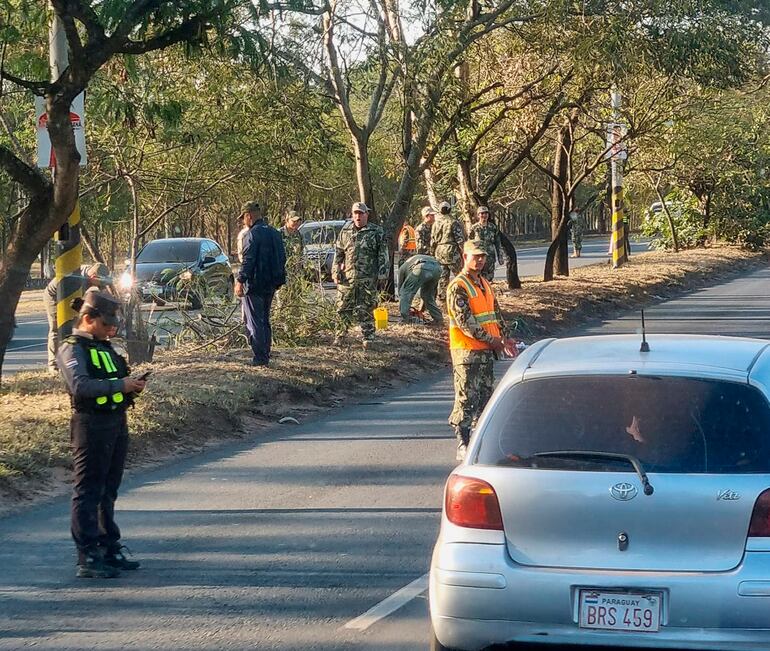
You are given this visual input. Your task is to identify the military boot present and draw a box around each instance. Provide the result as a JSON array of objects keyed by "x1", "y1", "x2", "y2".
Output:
[
  {"x1": 454, "y1": 426, "x2": 471, "y2": 462},
  {"x1": 77, "y1": 548, "x2": 120, "y2": 579},
  {"x1": 103, "y1": 545, "x2": 140, "y2": 571}
]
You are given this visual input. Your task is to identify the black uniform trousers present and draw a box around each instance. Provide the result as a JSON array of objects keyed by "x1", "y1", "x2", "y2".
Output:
[
  {"x1": 70, "y1": 410, "x2": 129, "y2": 554},
  {"x1": 242, "y1": 290, "x2": 275, "y2": 365}
]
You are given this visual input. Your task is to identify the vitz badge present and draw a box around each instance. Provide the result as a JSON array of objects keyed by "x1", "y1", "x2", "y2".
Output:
[{"x1": 717, "y1": 489, "x2": 741, "y2": 501}]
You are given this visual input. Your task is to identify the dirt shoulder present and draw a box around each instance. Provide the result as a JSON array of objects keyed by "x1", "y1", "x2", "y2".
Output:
[{"x1": 1, "y1": 245, "x2": 765, "y2": 515}]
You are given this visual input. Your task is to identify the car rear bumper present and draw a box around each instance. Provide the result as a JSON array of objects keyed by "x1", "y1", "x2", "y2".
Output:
[{"x1": 430, "y1": 542, "x2": 770, "y2": 651}]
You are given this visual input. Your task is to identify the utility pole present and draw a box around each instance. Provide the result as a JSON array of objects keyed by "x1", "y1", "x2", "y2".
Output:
[
  {"x1": 50, "y1": 10, "x2": 83, "y2": 341},
  {"x1": 610, "y1": 89, "x2": 627, "y2": 268}
]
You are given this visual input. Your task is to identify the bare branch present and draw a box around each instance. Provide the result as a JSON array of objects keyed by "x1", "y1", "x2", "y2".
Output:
[
  {"x1": 0, "y1": 144, "x2": 50, "y2": 197},
  {"x1": 118, "y1": 16, "x2": 208, "y2": 55},
  {"x1": 0, "y1": 69, "x2": 47, "y2": 94}
]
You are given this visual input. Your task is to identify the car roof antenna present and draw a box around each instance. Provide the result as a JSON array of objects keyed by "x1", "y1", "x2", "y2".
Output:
[{"x1": 640, "y1": 310, "x2": 650, "y2": 353}]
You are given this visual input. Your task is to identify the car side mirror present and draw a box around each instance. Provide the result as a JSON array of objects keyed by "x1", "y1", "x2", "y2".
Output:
[{"x1": 201, "y1": 255, "x2": 216, "y2": 266}]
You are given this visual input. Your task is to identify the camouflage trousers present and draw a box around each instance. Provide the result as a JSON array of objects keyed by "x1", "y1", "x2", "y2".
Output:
[
  {"x1": 337, "y1": 279, "x2": 378, "y2": 340},
  {"x1": 449, "y1": 350, "x2": 495, "y2": 439},
  {"x1": 438, "y1": 259, "x2": 463, "y2": 301}
]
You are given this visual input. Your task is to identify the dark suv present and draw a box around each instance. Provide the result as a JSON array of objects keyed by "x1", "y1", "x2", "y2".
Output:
[{"x1": 129, "y1": 238, "x2": 233, "y2": 308}]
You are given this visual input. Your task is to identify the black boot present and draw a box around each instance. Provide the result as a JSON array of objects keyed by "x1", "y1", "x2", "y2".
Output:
[
  {"x1": 77, "y1": 548, "x2": 121, "y2": 579},
  {"x1": 103, "y1": 545, "x2": 140, "y2": 571}
]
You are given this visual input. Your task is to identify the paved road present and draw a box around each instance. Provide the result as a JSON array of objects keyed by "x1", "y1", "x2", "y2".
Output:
[
  {"x1": 6, "y1": 236, "x2": 649, "y2": 375},
  {"x1": 507, "y1": 235, "x2": 651, "y2": 279},
  {"x1": 2, "y1": 264, "x2": 769, "y2": 649}
]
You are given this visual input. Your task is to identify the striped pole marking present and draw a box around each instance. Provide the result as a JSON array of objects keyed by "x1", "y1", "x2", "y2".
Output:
[{"x1": 55, "y1": 198, "x2": 83, "y2": 340}]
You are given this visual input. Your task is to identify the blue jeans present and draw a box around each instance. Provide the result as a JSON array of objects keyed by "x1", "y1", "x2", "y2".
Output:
[{"x1": 243, "y1": 291, "x2": 275, "y2": 365}]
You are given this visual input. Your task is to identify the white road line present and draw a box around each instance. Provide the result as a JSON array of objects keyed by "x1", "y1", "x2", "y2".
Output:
[
  {"x1": 7, "y1": 342, "x2": 46, "y2": 351},
  {"x1": 342, "y1": 573, "x2": 429, "y2": 632}
]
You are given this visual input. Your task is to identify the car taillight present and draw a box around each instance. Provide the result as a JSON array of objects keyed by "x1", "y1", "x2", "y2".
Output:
[
  {"x1": 749, "y1": 489, "x2": 770, "y2": 537},
  {"x1": 445, "y1": 475, "x2": 503, "y2": 531}
]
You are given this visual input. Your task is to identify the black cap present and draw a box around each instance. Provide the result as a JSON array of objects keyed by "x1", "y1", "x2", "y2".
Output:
[{"x1": 81, "y1": 289, "x2": 122, "y2": 326}]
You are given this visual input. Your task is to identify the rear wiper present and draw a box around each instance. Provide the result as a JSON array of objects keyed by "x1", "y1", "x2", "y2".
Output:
[{"x1": 531, "y1": 450, "x2": 654, "y2": 496}]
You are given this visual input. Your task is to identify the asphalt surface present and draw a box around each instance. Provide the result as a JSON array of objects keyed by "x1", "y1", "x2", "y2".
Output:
[
  {"x1": 2, "y1": 265, "x2": 769, "y2": 649},
  {"x1": 6, "y1": 236, "x2": 647, "y2": 375}
]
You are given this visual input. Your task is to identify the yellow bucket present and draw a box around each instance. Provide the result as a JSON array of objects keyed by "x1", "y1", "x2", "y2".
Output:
[{"x1": 373, "y1": 306, "x2": 388, "y2": 330}]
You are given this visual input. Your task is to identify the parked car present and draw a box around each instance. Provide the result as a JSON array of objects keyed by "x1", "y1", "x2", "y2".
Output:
[
  {"x1": 299, "y1": 220, "x2": 346, "y2": 282},
  {"x1": 120, "y1": 237, "x2": 233, "y2": 309},
  {"x1": 430, "y1": 334, "x2": 770, "y2": 651}
]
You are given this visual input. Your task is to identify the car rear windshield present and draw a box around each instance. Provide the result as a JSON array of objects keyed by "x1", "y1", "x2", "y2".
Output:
[
  {"x1": 476, "y1": 375, "x2": 770, "y2": 474},
  {"x1": 137, "y1": 241, "x2": 200, "y2": 263}
]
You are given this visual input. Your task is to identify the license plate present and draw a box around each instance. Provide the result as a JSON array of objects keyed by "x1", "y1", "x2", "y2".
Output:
[{"x1": 579, "y1": 590, "x2": 661, "y2": 633}]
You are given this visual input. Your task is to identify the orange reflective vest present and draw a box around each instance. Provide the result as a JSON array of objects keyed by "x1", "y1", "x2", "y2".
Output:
[
  {"x1": 399, "y1": 224, "x2": 417, "y2": 253},
  {"x1": 448, "y1": 274, "x2": 501, "y2": 351}
]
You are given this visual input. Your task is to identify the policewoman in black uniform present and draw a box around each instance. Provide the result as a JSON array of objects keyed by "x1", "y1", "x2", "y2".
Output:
[{"x1": 57, "y1": 289, "x2": 148, "y2": 578}]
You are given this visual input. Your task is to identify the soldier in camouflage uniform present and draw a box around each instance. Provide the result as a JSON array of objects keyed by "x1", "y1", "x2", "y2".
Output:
[
  {"x1": 570, "y1": 211, "x2": 584, "y2": 258},
  {"x1": 333, "y1": 202, "x2": 389, "y2": 348},
  {"x1": 447, "y1": 240, "x2": 520, "y2": 461},
  {"x1": 468, "y1": 206, "x2": 502, "y2": 282},
  {"x1": 279, "y1": 211, "x2": 304, "y2": 260},
  {"x1": 430, "y1": 201, "x2": 465, "y2": 300},
  {"x1": 415, "y1": 206, "x2": 435, "y2": 255}
]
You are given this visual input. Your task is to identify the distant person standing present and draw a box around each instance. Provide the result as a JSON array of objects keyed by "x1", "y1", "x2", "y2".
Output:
[
  {"x1": 431, "y1": 201, "x2": 465, "y2": 300},
  {"x1": 236, "y1": 209, "x2": 256, "y2": 263},
  {"x1": 44, "y1": 263, "x2": 113, "y2": 374},
  {"x1": 447, "y1": 240, "x2": 519, "y2": 461},
  {"x1": 415, "y1": 206, "x2": 435, "y2": 255},
  {"x1": 57, "y1": 289, "x2": 147, "y2": 578},
  {"x1": 279, "y1": 210, "x2": 304, "y2": 261},
  {"x1": 468, "y1": 206, "x2": 502, "y2": 282},
  {"x1": 570, "y1": 211, "x2": 585, "y2": 258},
  {"x1": 397, "y1": 254, "x2": 443, "y2": 326},
  {"x1": 234, "y1": 201, "x2": 286, "y2": 367},
  {"x1": 333, "y1": 202, "x2": 388, "y2": 349}
]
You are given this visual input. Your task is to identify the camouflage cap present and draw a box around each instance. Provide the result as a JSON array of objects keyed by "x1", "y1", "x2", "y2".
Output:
[
  {"x1": 286, "y1": 210, "x2": 302, "y2": 223},
  {"x1": 421, "y1": 206, "x2": 436, "y2": 217},
  {"x1": 240, "y1": 200, "x2": 260, "y2": 215},
  {"x1": 351, "y1": 201, "x2": 369, "y2": 214},
  {"x1": 85, "y1": 262, "x2": 112, "y2": 285},
  {"x1": 476, "y1": 205, "x2": 490, "y2": 214},
  {"x1": 81, "y1": 288, "x2": 122, "y2": 326},
  {"x1": 463, "y1": 239, "x2": 487, "y2": 256}
]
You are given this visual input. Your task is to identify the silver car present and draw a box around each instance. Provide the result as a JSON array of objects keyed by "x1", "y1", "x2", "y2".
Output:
[{"x1": 430, "y1": 334, "x2": 770, "y2": 651}]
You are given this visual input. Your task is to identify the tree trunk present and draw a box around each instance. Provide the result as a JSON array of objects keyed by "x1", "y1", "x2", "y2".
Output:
[
  {"x1": 499, "y1": 232, "x2": 521, "y2": 289},
  {"x1": 455, "y1": 158, "x2": 476, "y2": 232},
  {"x1": 353, "y1": 134, "x2": 375, "y2": 218},
  {"x1": 543, "y1": 207, "x2": 572, "y2": 282},
  {"x1": 549, "y1": 122, "x2": 571, "y2": 278},
  {"x1": 422, "y1": 164, "x2": 439, "y2": 208}
]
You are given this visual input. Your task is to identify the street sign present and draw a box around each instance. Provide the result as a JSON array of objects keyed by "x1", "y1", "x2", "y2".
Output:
[
  {"x1": 606, "y1": 122, "x2": 627, "y2": 161},
  {"x1": 35, "y1": 92, "x2": 87, "y2": 168}
]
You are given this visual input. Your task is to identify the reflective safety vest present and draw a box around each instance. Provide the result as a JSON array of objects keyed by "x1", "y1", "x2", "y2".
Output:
[
  {"x1": 448, "y1": 274, "x2": 501, "y2": 351},
  {"x1": 86, "y1": 344, "x2": 125, "y2": 409},
  {"x1": 399, "y1": 224, "x2": 417, "y2": 253}
]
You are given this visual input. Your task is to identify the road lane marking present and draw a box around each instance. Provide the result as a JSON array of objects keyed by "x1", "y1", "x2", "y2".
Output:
[
  {"x1": 342, "y1": 573, "x2": 428, "y2": 632},
  {"x1": 7, "y1": 342, "x2": 46, "y2": 351}
]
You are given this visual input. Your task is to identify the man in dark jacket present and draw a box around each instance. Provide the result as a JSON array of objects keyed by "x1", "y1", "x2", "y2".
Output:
[{"x1": 234, "y1": 201, "x2": 286, "y2": 367}]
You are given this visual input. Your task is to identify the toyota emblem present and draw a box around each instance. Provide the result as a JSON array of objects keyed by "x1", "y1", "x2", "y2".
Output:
[{"x1": 610, "y1": 482, "x2": 638, "y2": 501}]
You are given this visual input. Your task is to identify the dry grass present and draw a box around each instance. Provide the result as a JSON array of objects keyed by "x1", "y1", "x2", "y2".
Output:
[
  {"x1": 15, "y1": 290, "x2": 46, "y2": 318},
  {"x1": 1, "y1": 245, "x2": 766, "y2": 512},
  {"x1": 0, "y1": 325, "x2": 447, "y2": 511}
]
